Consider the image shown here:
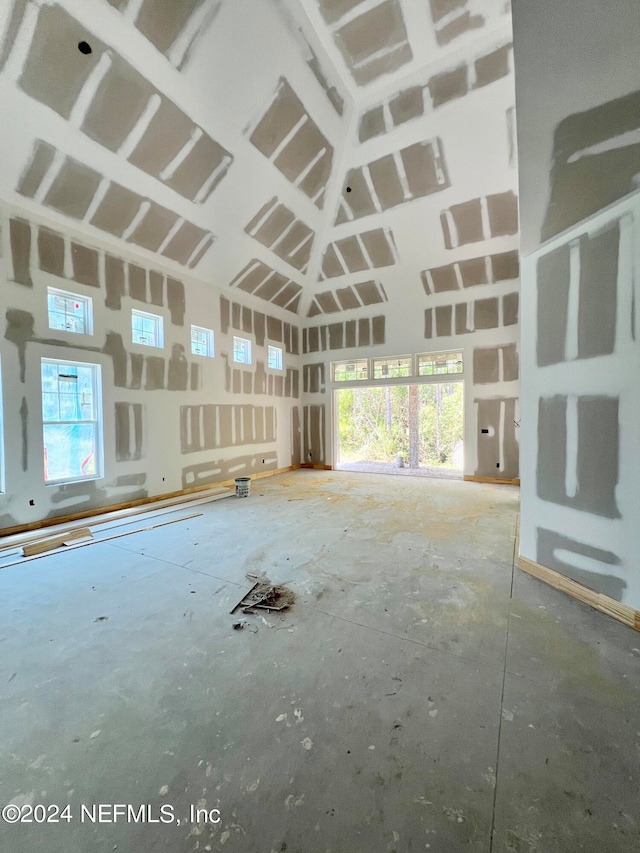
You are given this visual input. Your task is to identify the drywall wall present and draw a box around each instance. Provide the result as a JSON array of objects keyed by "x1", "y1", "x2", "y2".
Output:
[
  {"x1": 0, "y1": 202, "x2": 302, "y2": 527},
  {"x1": 0, "y1": 0, "x2": 353, "y2": 527},
  {"x1": 0, "y1": 0, "x2": 350, "y2": 288},
  {"x1": 301, "y1": 8, "x2": 520, "y2": 476},
  {"x1": 0, "y1": 0, "x2": 522, "y2": 524},
  {"x1": 514, "y1": 0, "x2": 640, "y2": 609},
  {"x1": 512, "y1": 0, "x2": 640, "y2": 256}
]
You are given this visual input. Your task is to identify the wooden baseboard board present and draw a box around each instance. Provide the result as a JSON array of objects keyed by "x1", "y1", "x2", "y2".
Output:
[
  {"x1": 228, "y1": 464, "x2": 301, "y2": 484},
  {"x1": 464, "y1": 475, "x2": 520, "y2": 486},
  {"x1": 0, "y1": 464, "x2": 301, "y2": 539},
  {"x1": 518, "y1": 554, "x2": 640, "y2": 632},
  {"x1": 300, "y1": 463, "x2": 333, "y2": 470}
]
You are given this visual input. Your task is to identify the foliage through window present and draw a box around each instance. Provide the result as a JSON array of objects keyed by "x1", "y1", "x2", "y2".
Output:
[
  {"x1": 233, "y1": 336, "x2": 252, "y2": 364},
  {"x1": 268, "y1": 345, "x2": 283, "y2": 370},
  {"x1": 41, "y1": 359, "x2": 102, "y2": 484},
  {"x1": 132, "y1": 310, "x2": 164, "y2": 348},
  {"x1": 191, "y1": 325, "x2": 214, "y2": 357},
  {"x1": 332, "y1": 360, "x2": 368, "y2": 382},
  {"x1": 417, "y1": 351, "x2": 463, "y2": 376},
  {"x1": 47, "y1": 288, "x2": 93, "y2": 335},
  {"x1": 372, "y1": 356, "x2": 412, "y2": 379},
  {"x1": 337, "y1": 383, "x2": 464, "y2": 471}
]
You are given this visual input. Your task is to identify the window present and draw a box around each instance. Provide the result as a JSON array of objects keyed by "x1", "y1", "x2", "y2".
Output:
[
  {"x1": 0, "y1": 358, "x2": 4, "y2": 493},
  {"x1": 332, "y1": 360, "x2": 368, "y2": 382},
  {"x1": 132, "y1": 309, "x2": 163, "y2": 348},
  {"x1": 191, "y1": 325, "x2": 214, "y2": 357},
  {"x1": 41, "y1": 359, "x2": 102, "y2": 484},
  {"x1": 233, "y1": 336, "x2": 252, "y2": 365},
  {"x1": 268, "y1": 345, "x2": 283, "y2": 370},
  {"x1": 372, "y1": 356, "x2": 412, "y2": 379},
  {"x1": 47, "y1": 288, "x2": 93, "y2": 335},
  {"x1": 417, "y1": 351, "x2": 463, "y2": 376}
]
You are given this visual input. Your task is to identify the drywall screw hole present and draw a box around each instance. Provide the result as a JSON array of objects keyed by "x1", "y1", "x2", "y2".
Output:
[
  {"x1": 346, "y1": 186, "x2": 352, "y2": 192},
  {"x1": 78, "y1": 41, "x2": 92, "y2": 54},
  {"x1": 29, "y1": 499, "x2": 35, "y2": 506}
]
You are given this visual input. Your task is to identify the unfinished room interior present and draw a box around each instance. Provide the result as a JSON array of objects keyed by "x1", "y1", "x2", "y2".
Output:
[{"x1": 0, "y1": 0, "x2": 639, "y2": 849}]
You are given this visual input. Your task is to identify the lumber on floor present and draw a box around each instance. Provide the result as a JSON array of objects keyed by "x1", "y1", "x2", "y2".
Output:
[
  {"x1": 2, "y1": 514, "x2": 203, "y2": 571},
  {"x1": 0, "y1": 489, "x2": 233, "y2": 554},
  {"x1": 464, "y1": 475, "x2": 520, "y2": 486},
  {"x1": 0, "y1": 464, "x2": 302, "y2": 540},
  {"x1": 22, "y1": 527, "x2": 93, "y2": 557}
]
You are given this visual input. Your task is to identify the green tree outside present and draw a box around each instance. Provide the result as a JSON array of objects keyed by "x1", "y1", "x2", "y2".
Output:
[{"x1": 337, "y1": 382, "x2": 463, "y2": 469}]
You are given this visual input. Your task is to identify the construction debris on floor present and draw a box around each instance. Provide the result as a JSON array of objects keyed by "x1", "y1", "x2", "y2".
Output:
[{"x1": 230, "y1": 572, "x2": 296, "y2": 616}]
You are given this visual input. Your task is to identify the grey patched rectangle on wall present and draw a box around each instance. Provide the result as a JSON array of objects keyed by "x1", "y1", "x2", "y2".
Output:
[
  {"x1": 475, "y1": 398, "x2": 519, "y2": 478},
  {"x1": 303, "y1": 316, "x2": 385, "y2": 353},
  {"x1": 537, "y1": 527, "x2": 624, "y2": 602},
  {"x1": 537, "y1": 395, "x2": 620, "y2": 518},
  {"x1": 536, "y1": 243, "x2": 570, "y2": 366},
  {"x1": 473, "y1": 347, "x2": 500, "y2": 384},
  {"x1": 303, "y1": 363, "x2": 325, "y2": 394},
  {"x1": 10, "y1": 218, "x2": 32, "y2": 287},
  {"x1": 180, "y1": 404, "x2": 277, "y2": 452},
  {"x1": 304, "y1": 404, "x2": 325, "y2": 464},
  {"x1": 38, "y1": 228, "x2": 65, "y2": 277},
  {"x1": 578, "y1": 221, "x2": 618, "y2": 359},
  {"x1": 249, "y1": 78, "x2": 333, "y2": 208},
  {"x1": 115, "y1": 403, "x2": 144, "y2": 461}
]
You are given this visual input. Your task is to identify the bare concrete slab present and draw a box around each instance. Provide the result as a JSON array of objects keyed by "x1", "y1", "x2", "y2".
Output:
[{"x1": 0, "y1": 472, "x2": 637, "y2": 853}]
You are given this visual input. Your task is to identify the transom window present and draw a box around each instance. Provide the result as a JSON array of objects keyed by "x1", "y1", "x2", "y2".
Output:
[
  {"x1": 191, "y1": 325, "x2": 214, "y2": 357},
  {"x1": 268, "y1": 345, "x2": 283, "y2": 370},
  {"x1": 417, "y1": 351, "x2": 463, "y2": 376},
  {"x1": 332, "y1": 360, "x2": 368, "y2": 382},
  {"x1": 41, "y1": 359, "x2": 102, "y2": 484},
  {"x1": 372, "y1": 356, "x2": 413, "y2": 379},
  {"x1": 47, "y1": 288, "x2": 93, "y2": 335},
  {"x1": 233, "y1": 336, "x2": 252, "y2": 365},
  {"x1": 132, "y1": 309, "x2": 164, "y2": 348}
]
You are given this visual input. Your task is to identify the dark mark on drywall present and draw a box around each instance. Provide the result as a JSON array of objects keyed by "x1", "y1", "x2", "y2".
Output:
[
  {"x1": 20, "y1": 397, "x2": 28, "y2": 471},
  {"x1": 168, "y1": 344, "x2": 188, "y2": 391}
]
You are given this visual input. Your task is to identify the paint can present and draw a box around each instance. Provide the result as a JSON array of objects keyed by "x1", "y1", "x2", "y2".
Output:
[{"x1": 235, "y1": 477, "x2": 251, "y2": 498}]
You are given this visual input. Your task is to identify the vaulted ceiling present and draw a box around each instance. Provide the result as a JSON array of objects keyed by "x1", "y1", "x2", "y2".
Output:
[{"x1": 0, "y1": 0, "x2": 518, "y2": 321}]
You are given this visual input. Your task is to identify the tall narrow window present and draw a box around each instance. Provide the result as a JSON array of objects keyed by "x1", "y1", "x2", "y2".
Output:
[
  {"x1": 47, "y1": 288, "x2": 93, "y2": 335},
  {"x1": 268, "y1": 345, "x2": 283, "y2": 370},
  {"x1": 41, "y1": 359, "x2": 102, "y2": 484},
  {"x1": 233, "y1": 336, "x2": 252, "y2": 365},
  {"x1": 132, "y1": 309, "x2": 164, "y2": 348},
  {"x1": 0, "y1": 357, "x2": 4, "y2": 493},
  {"x1": 191, "y1": 325, "x2": 214, "y2": 357}
]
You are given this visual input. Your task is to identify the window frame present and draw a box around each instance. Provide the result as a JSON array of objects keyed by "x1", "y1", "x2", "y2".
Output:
[
  {"x1": 371, "y1": 355, "x2": 413, "y2": 380},
  {"x1": 416, "y1": 350, "x2": 464, "y2": 377},
  {"x1": 41, "y1": 357, "x2": 103, "y2": 486},
  {"x1": 132, "y1": 309, "x2": 164, "y2": 349},
  {"x1": 267, "y1": 345, "x2": 283, "y2": 371},
  {"x1": 0, "y1": 356, "x2": 4, "y2": 494},
  {"x1": 191, "y1": 324, "x2": 215, "y2": 358},
  {"x1": 331, "y1": 359, "x2": 369, "y2": 382},
  {"x1": 47, "y1": 286, "x2": 94, "y2": 336},
  {"x1": 233, "y1": 336, "x2": 252, "y2": 365}
]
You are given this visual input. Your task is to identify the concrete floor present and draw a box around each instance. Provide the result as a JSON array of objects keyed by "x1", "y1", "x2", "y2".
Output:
[
  {"x1": 1, "y1": 470, "x2": 639, "y2": 853},
  {"x1": 336, "y1": 461, "x2": 462, "y2": 479}
]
